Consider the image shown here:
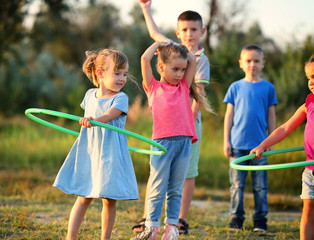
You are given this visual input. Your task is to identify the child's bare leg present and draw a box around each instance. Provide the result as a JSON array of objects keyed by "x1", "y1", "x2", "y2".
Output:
[
  {"x1": 132, "y1": 176, "x2": 150, "y2": 232},
  {"x1": 300, "y1": 199, "x2": 314, "y2": 240},
  {"x1": 143, "y1": 176, "x2": 150, "y2": 218},
  {"x1": 101, "y1": 198, "x2": 116, "y2": 240},
  {"x1": 179, "y1": 177, "x2": 195, "y2": 221},
  {"x1": 67, "y1": 197, "x2": 93, "y2": 240}
]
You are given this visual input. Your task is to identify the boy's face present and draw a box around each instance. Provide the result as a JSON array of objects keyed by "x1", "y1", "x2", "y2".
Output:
[
  {"x1": 305, "y1": 62, "x2": 314, "y2": 94},
  {"x1": 239, "y1": 50, "x2": 265, "y2": 78},
  {"x1": 175, "y1": 20, "x2": 205, "y2": 52}
]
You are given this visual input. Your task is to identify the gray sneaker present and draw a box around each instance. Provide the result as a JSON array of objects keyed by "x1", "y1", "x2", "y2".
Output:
[
  {"x1": 161, "y1": 225, "x2": 179, "y2": 240},
  {"x1": 130, "y1": 226, "x2": 160, "y2": 240}
]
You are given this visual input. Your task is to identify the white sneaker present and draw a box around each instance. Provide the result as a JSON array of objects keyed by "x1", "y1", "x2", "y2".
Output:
[
  {"x1": 130, "y1": 226, "x2": 160, "y2": 240},
  {"x1": 161, "y1": 225, "x2": 179, "y2": 240}
]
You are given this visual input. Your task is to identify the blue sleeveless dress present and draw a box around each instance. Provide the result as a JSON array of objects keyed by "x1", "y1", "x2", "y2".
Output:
[{"x1": 53, "y1": 89, "x2": 139, "y2": 200}]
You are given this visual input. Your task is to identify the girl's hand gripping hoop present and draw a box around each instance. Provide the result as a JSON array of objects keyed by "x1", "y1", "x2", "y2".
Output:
[
  {"x1": 230, "y1": 146, "x2": 314, "y2": 171},
  {"x1": 25, "y1": 108, "x2": 167, "y2": 155}
]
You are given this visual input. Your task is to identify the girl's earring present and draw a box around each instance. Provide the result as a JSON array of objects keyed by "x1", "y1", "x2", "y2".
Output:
[
  {"x1": 159, "y1": 63, "x2": 164, "y2": 73},
  {"x1": 97, "y1": 70, "x2": 104, "y2": 79}
]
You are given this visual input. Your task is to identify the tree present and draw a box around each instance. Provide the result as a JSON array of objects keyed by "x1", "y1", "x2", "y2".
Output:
[
  {"x1": 0, "y1": 0, "x2": 29, "y2": 62},
  {"x1": 268, "y1": 35, "x2": 314, "y2": 115},
  {"x1": 207, "y1": 21, "x2": 283, "y2": 115},
  {"x1": 204, "y1": 0, "x2": 246, "y2": 55}
]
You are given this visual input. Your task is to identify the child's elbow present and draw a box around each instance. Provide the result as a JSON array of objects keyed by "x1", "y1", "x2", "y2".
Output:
[
  {"x1": 141, "y1": 54, "x2": 150, "y2": 63},
  {"x1": 149, "y1": 32, "x2": 156, "y2": 40},
  {"x1": 149, "y1": 32, "x2": 161, "y2": 42}
]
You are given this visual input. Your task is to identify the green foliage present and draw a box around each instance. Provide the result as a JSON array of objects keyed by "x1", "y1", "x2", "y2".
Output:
[
  {"x1": 0, "y1": 114, "x2": 307, "y2": 195},
  {"x1": 0, "y1": 0, "x2": 313, "y2": 197},
  {"x1": 268, "y1": 36, "x2": 314, "y2": 114},
  {"x1": 207, "y1": 23, "x2": 286, "y2": 114},
  {"x1": 207, "y1": 21, "x2": 314, "y2": 118},
  {"x1": 30, "y1": 0, "x2": 123, "y2": 66},
  {"x1": 0, "y1": 43, "x2": 83, "y2": 116},
  {"x1": 1, "y1": 0, "x2": 314, "y2": 118},
  {"x1": 208, "y1": 32, "x2": 244, "y2": 114},
  {"x1": 0, "y1": 0, "x2": 29, "y2": 62},
  {"x1": 120, "y1": 4, "x2": 154, "y2": 105},
  {"x1": 0, "y1": 3, "x2": 312, "y2": 238}
]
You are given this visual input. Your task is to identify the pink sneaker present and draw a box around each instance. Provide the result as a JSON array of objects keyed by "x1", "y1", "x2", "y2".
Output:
[
  {"x1": 130, "y1": 226, "x2": 160, "y2": 240},
  {"x1": 161, "y1": 225, "x2": 179, "y2": 240}
]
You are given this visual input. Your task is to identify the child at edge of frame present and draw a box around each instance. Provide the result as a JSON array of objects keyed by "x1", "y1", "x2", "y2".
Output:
[
  {"x1": 53, "y1": 49, "x2": 139, "y2": 240},
  {"x1": 251, "y1": 54, "x2": 314, "y2": 240},
  {"x1": 133, "y1": 0, "x2": 214, "y2": 236},
  {"x1": 223, "y1": 44, "x2": 278, "y2": 233}
]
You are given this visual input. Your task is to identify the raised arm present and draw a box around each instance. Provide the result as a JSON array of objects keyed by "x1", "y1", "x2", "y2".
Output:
[
  {"x1": 139, "y1": 0, "x2": 168, "y2": 42},
  {"x1": 185, "y1": 52, "x2": 197, "y2": 88},
  {"x1": 250, "y1": 104, "x2": 307, "y2": 157},
  {"x1": 141, "y1": 41, "x2": 168, "y2": 89}
]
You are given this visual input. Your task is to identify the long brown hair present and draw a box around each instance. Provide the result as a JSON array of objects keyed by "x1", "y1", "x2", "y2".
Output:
[{"x1": 190, "y1": 81, "x2": 215, "y2": 114}]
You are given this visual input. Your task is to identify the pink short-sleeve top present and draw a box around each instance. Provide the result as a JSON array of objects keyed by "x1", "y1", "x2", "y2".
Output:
[
  {"x1": 305, "y1": 93, "x2": 314, "y2": 170},
  {"x1": 143, "y1": 76, "x2": 197, "y2": 143}
]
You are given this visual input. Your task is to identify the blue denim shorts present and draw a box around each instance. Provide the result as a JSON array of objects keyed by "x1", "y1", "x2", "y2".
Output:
[{"x1": 300, "y1": 168, "x2": 314, "y2": 200}]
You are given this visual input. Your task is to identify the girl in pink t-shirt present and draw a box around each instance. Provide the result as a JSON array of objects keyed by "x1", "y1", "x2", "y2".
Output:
[
  {"x1": 131, "y1": 41, "x2": 197, "y2": 240},
  {"x1": 250, "y1": 55, "x2": 314, "y2": 240}
]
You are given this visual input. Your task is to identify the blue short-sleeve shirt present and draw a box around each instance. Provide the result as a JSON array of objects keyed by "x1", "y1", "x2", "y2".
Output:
[{"x1": 224, "y1": 79, "x2": 277, "y2": 149}]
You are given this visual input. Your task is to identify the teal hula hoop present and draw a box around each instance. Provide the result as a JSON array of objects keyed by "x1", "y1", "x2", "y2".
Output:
[
  {"x1": 25, "y1": 108, "x2": 167, "y2": 155},
  {"x1": 230, "y1": 146, "x2": 314, "y2": 171}
]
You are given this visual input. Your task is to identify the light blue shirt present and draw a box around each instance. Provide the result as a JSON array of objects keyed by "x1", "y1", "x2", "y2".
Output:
[{"x1": 53, "y1": 89, "x2": 139, "y2": 200}]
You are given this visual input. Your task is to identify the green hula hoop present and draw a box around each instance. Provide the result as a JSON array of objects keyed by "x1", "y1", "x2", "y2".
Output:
[
  {"x1": 230, "y1": 146, "x2": 314, "y2": 171},
  {"x1": 25, "y1": 108, "x2": 167, "y2": 155}
]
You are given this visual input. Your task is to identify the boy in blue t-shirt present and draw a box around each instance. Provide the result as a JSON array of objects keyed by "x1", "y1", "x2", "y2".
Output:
[{"x1": 223, "y1": 45, "x2": 277, "y2": 232}]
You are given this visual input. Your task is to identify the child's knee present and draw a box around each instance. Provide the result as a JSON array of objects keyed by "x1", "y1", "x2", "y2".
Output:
[
  {"x1": 77, "y1": 196, "x2": 93, "y2": 206},
  {"x1": 102, "y1": 198, "x2": 116, "y2": 207},
  {"x1": 303, "y1": 199, "x2": 314, "y2": 214}
]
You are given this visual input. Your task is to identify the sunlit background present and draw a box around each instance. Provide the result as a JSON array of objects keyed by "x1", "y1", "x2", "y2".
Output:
[
  {"x1": 1, "y1": 0, "x2": 313, "y2": 238},
  {"x1": 25, "y1": 0, "x2": 314, "y2": 47}
]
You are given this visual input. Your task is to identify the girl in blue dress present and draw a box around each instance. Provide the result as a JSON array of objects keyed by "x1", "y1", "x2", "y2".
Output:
[{"x1": 53, "y1": 49, "x2": 139, "y2": 240}]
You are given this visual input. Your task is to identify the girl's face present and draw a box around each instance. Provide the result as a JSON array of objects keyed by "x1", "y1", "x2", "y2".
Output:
[
  {"x1": 305, "y1": 62, "x2": 314, "y2": 94},
  {"x1": 159, "y1": 57, "x2": 188, "y2": 86},
  {"x1": 100, "y1": 62, "x2": 128, "y2": 94}
]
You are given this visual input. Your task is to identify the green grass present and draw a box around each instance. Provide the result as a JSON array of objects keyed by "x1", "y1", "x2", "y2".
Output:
[
  {"x1": 0, "y1": 113, "x2": 306, "y2": 239},
  {"x1": 0, "y1": 169, "x2": 302, "y2": 239},
  {"x1": 0, "y1": 114, "x2": 307, "y2": 194}
]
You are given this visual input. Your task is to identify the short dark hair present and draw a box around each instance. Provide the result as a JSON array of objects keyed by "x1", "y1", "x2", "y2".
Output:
[
  {"x1": 306, "y1": 55, "x2": 314, "y2": 65},
  {"x1": 177, "y1": 11, "x2": 203, "y2": 27},
  {"x1": 242, "y1": 45, "x2": 263, "y2": 53},
  {"x1": 240, "y1": 45, "x2": 264, "y2": 58}
]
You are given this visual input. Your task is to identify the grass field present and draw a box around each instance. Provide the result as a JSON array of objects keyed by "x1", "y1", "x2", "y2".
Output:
[
  {"x1": 0, "y1": 169, "x2": 302, "y2": 239},
  {"x1": 0, "y1": 109, "x2": 307, "y2": 239},
  {"x1": 0, "y1": 110, "x2": 307, "y2": 194}
]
